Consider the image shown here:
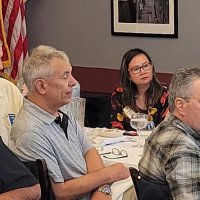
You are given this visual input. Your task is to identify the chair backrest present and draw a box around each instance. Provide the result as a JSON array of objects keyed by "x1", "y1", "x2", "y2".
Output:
[
  {"x1": 22, "y1": 159, "x2": 55, "y2": 200},
  {"x1": 84, "y1": 94, "x2": 112, "y2": 128},
  {"x1": 129, "y1": 167, "x2": 172, "y2": 200}
]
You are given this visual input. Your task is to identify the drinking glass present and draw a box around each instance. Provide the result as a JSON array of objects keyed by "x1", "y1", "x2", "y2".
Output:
[
  {"x1": 140, "y1": 121, "x2": 155, "y2": 138},
  {"x1": 68, "y1": 97, "x2": 86, "y2": 127},
  {"x1": 130, "y1": 113, "x2": 149, "y2": 146}
]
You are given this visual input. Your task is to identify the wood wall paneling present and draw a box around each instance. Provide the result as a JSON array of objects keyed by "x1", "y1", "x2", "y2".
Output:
[{"x1": 73, "y1": 66, "x2": 173, "y2": 94}]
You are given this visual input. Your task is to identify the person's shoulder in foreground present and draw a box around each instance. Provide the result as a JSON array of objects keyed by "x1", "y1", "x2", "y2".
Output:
[
  {"x1": 0, "y1": 77, "x2": 23, "y2": 105},
  {"x1": 0, "y1": 43, "x2": 23, "y2": 145},
  {"x1": 0, "y1": 78, "x2": 23, "y2": 145},
  {"x1": 0, "y1": 137, "x2": 40, "y2": 200},
  {"x1": 0, "y1": 77, "x2": 23, "y2": 112},
  {"x1": 139, "y1": 67, "x2": 200, "y2": 200},
  {"x1": 9, "y1": 45, "x2": 130, "y2": 200}
]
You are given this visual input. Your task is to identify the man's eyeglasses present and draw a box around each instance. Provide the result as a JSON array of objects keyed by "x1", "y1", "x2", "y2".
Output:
[
  {"x1": 128, "y1": 62, "x2": 152, "y2": 74},
  {"x1": 100, "y1": 148, "x2": 128, "y2": 159}
]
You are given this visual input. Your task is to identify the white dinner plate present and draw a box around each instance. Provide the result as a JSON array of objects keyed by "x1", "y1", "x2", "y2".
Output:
[{"x1": 98, "y1": 129, "x2": 124, "y2": 138}]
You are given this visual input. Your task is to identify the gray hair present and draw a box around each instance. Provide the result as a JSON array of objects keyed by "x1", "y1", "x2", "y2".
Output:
[
  {"x1": 168, "y1": 67, "x2": 200, "y2": 112},
  {"x1": 23, "y1": 45, "x2": 69, "y2": 92}
]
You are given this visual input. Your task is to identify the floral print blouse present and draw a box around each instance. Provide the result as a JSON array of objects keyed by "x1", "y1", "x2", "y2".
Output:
[{"x1": 110, "y1": 86, "x2": 169, "y2": 130}]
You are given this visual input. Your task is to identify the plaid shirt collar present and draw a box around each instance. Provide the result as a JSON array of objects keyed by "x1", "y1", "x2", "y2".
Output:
[{"x1": 166, "y1": 112, "x2": 200, "y2": 145}]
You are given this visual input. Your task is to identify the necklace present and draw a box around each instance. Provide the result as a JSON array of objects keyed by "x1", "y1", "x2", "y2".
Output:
[{"x1": 135, "y1": 95, "x2": 147, "y2": 110}]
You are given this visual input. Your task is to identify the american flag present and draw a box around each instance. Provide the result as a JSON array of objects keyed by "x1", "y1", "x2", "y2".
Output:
[{"x1": 0, "y1": 0, "x2": 28, "y2": 82}]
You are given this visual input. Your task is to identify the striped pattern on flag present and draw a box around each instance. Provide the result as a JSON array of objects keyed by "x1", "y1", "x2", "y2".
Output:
[
  {"x1": 0, "y1": 0, "x2": 11, "y2": 68},
  {"x1": 1, "y1": 0, "x2": 28, "y2": 82}
]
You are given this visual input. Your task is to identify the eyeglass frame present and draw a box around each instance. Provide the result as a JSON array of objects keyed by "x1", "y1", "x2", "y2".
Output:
[
  {"x1": 100, "y1": 148, "x2": 128, "y2": 159},
  {"x1": 128, "y1": 62, "x2": 152, "y2": 74}
]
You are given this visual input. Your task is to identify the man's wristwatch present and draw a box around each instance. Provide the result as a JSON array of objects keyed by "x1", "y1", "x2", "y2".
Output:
[{"x1": 96, "y1": 184, "x2": 112, "y2": 196}]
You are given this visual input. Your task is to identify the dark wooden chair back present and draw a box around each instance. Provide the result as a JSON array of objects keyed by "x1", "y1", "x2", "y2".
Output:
[
  {"x1": 129, "y1": 167, "x2": 172, "y2": 200},
  {"x1": 23, "y1": 159, "x2": 55, "y2": 200},
  {"x1": 84, "y1": 94, "x2": 112, "y2": 128}
]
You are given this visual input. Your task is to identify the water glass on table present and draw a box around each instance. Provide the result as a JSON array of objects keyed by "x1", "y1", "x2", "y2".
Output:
[
  {"x1": 68, "y1": 97, "x2": 86, "y2": 127},
  {"x1": 130, "y1": 113, "x2": 154, "y2": 146}
]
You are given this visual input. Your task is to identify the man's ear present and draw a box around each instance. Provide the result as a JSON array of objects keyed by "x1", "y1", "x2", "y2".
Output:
[
  {"x1": 34, "y1": 79, "x2": 48, "y2": 95},
  {"x1": 174, "y1": 97, "x2": 187, "y2": 116}
]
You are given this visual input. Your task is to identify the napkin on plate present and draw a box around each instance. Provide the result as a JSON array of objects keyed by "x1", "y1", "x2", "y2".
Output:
[{"x1": 97, "y1": 128, "x2": 124, "y2": 138}]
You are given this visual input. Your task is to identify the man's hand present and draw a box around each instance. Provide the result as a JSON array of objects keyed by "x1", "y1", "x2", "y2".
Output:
[{"x1": 0, "y1": 184, "x2": 41, "y2": 200}]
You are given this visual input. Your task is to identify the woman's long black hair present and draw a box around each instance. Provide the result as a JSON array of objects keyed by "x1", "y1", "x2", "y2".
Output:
[{"x1": 120, "y1": 48, "x2": 164, "y2": 112}]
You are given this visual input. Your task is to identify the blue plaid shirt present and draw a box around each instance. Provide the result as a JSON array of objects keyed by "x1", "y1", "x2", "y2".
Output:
[{"x1": 139, "y1": 112, "x2": 200, "y2": 200}]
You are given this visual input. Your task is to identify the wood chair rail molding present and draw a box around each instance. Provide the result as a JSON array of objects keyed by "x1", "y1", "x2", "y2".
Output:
[{"x1": 72, "y1": 66, "x2": 173, "y2": 94}]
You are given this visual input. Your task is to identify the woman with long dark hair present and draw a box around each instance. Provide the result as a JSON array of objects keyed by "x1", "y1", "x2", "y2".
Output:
[{"x1": 110, "y1": 48, "x2": 169, "y2": 130}]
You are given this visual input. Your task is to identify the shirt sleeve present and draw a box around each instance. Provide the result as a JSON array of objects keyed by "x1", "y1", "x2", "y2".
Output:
[
  {"x1": 73, "y1": 117, "x2": 93, "y2": 156},
  {"x1": 16, "y1": 131, "x2": 65, "y2": 183},
  {"x1": 0, "y1": 137, "x2": 38, "y2": 193}
]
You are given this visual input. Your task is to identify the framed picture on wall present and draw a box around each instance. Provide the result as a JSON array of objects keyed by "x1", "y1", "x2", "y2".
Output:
[{"x1": 111, "y1": 0, "x2": 178, "y2": 38}]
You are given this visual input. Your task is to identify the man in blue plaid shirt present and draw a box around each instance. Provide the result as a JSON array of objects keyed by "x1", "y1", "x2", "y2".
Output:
[{"x1": 139, "y1": 67, "x2": 200, "y2": 200}]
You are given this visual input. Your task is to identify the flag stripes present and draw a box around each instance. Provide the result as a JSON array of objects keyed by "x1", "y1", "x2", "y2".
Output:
[{"x1": 1, "y1": 0, "x2": 28, "y2": 82}]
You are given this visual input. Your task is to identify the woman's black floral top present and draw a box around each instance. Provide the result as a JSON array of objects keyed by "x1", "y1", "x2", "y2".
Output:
[{"x1": 110, "y1": 86, "x2": 169, "y2": 130}]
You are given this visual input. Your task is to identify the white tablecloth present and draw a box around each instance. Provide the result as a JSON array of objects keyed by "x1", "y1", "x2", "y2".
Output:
[{"x1": 84, "y1": 127, "x2": 145, "y2": 200}]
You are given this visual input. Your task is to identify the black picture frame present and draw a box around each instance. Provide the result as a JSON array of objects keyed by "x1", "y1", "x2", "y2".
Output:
[{"x1": 111, "y1": 0, "x2": 178, "y2": 38}]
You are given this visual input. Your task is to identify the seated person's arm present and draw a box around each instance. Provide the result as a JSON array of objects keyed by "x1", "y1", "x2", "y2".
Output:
[
  {"x1": 85, "y1": 147, "x2": 105, "y2": 172},
  {"x1": 0, "y1": 137, "x2": 40, "y2": 200},
  {"x1": 85, "y1": 148, "x2": 114, "y2": 200},
  {"x1": 51, "y1": 148, "x2": 129, "y2": 200},
  {"x1": 0, "y1": 184, "x2": 40, "y2": 200}
]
